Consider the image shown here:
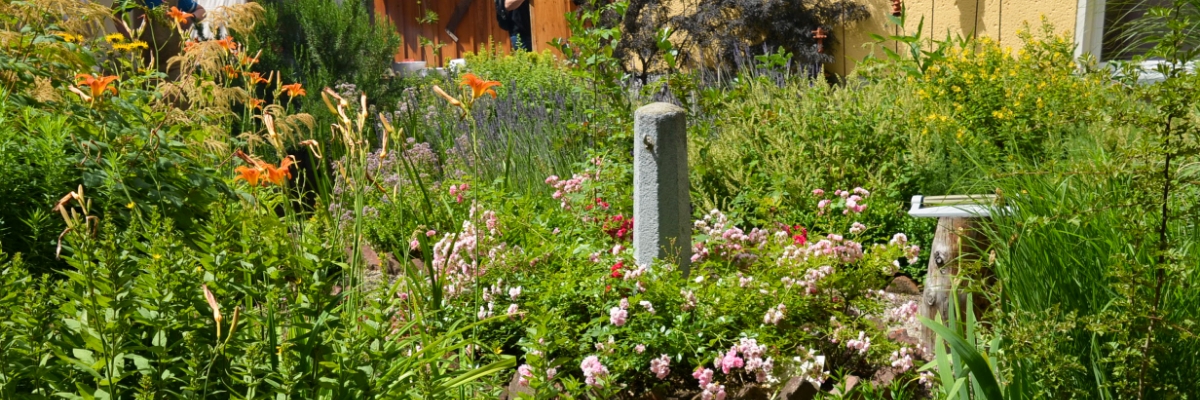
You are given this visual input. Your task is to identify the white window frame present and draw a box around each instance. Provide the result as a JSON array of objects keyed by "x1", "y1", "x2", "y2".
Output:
[{"x1": 1074, "y1": 0, "x2": 1194, "y2": 82}]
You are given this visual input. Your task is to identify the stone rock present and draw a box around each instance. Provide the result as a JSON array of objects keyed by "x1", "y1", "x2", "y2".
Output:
[
  {"x1": 360, "y1": 243, "x2": 383, "y2": 271},
  {"x1": 779, "y1": 377, "x2": 820, "y2": 400},
  {"x1": 887, "y1": 329, "x2": 922, "y2": 349},
  {"x1": 886, "y1": 276, "x2": 921, "y2": 295},
  {"x1": 829, "y1": 375, "x2": 861, "y2": 398},
  {"x1": 384, "y1": 252, "x2": 402, "y2": 276},
  {"x1": 735, "y1": 384, "x2": 771, "y2": 399},
  {"x1": 499, "y1": 371, "x2": 533, "y2": 400}
]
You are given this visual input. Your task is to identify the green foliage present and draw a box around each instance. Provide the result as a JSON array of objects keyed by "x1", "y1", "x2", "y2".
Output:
[{"x1": 249, "y1": 0, "x2": 405, "y2": 138}]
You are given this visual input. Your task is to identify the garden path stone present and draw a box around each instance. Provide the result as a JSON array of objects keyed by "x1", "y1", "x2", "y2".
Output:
[
  {"x1": 633, "y1": 102, "x2": 691, "y2": 275},
  {"x1": 779, "y1": 377, "x2": 820, "y2": 400},
  {"x1": 885, "y1": 275, "x2": 920, "y2": 295},
  {"x1": 829, "y1": 375, "x2": 860, "y2": 397}
]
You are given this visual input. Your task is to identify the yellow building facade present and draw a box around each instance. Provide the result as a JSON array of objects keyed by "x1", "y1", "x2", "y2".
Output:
[{"x1": 827, "y1": 0, "x2": 1083, "y2": 76}]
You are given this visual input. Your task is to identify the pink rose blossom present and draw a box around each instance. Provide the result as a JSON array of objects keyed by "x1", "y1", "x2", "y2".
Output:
[
  {"x1": 517, "y1": 364, "x2": 533, "y2": 386},
  {"x1": 849, "y1": 222, "x2": 866, "y2": 234},
  {"x1": 891, "y1": 347, "x2": 914, "y2": 373},
  {"x1": 509, "y1": 286, "x2": 522, "y2": 301},
  {"x1": 812, "y1": 188, "x2": 825, "y2": 196},
  {"x1": 846, "y1": 331, "x2": 871, "y2": 355},
  {"x1": 692, "y1": 368, "x2": 714, "y2": 386},
  {"x1": 609, "y1": 307, "x2": 628, "y2": 326},
  {"x1": 580, "y1": 356, "x2": 609, "y2": 388},
  {"x1": 717, "y1": 349, "x2": 744, "y2": 374},
  {"x1": 506, "y1": 303, "x2": 520, "y2": 319},
  {"x1": 635, "y1": 344, "x2": 646, "y2": 353},
  {"x1": 639, "y1": 300, "x2": 656, "y2": 314},
  {"x1": 763, "y1": 303, "x2": 786, "y2": 325},
  {"x1": 650, "y1": 354, "x2": 671, "y2": 379}
]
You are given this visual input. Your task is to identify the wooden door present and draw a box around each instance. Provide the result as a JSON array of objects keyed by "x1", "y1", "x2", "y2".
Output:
[{"x1": 528, "y1": 0, "x2": 573, "y2": 54}]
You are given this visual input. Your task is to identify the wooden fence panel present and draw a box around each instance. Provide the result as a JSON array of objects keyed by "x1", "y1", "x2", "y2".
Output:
[{"x1": 376, "y1": 0, "x2": 572, "y2": 65}]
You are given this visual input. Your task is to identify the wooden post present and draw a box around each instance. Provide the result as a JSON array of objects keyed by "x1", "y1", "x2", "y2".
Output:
[{"x1": 917, "y1": 217, "x2": 987, "y2": 350}]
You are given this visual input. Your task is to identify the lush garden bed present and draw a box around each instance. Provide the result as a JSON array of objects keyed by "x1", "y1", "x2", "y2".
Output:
[{"x1": 2, "y1": 0, "x2": 1200, "y2": 399}]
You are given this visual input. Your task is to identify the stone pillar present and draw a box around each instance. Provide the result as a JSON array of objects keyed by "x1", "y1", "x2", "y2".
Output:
[{"x1": 633, "y1": 102, "x2": 691, "y2": 275}]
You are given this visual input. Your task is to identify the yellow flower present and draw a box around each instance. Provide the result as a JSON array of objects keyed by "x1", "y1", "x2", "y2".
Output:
[
  {"x1": 105, "y1": 33, "x2": 125, "y2": 43},
  {"x1": 113, "y1": 40, "x2": 148, "y2": 52},
  {"x1": 53, "y1": 32, "x2": 82, "y2": 43}
]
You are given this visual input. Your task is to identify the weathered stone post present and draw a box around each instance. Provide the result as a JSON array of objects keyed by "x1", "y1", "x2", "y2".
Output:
[{"x1": 633, "y1": 102, "x2": 691, "y2": 275}]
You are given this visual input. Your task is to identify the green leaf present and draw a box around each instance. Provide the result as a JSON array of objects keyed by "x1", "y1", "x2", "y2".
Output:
[{"x1": 921, "y1": 317, "x2": 1005, "y2": 400}]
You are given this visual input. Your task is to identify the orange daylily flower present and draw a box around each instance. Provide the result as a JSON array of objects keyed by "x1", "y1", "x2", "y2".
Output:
[
  {"x1": 239, "y1": 53, "x2": 259, "y2": 66},
  {"x1": 281, "y1": 83, "x2": 306, "y2": 97},
  {"x1": 223, "y1": 65, "x2": 239, "y2": 79},
  {"x1": 166, "y1": 6, "x2": 193, "y2": 27},
  {"x1": 184, "y1": 40, "x2": 199, "y2": 53},
  {"x1": 234, "y1": 155, "x2": 294, "y2": 186},
  {"x1": 263, "y1": 156, "x2": 295, "y2": 185},
  {"x1": 459, "y1": 73, "x2": 501, "y2": 99},
  {"x1": 214, "y1": 36, "x2": 238, "y2": 52},
  {"x1": 246, "y1": 72, "x2": 269, "y2": 85},
  {"x1": 75, "y1": 74, "x2": 119, "y2": 100},
  {"x1": 234, "y1": 165, "x2": 264, "y2": 186},
  {"x1": 247, "y1": 98, "x2": 265, "y2": 109}
]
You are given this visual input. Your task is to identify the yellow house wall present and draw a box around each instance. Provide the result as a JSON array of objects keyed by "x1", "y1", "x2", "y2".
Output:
[{"x1": 828, "y1": 0, "x2": 1079, "y2": 75}]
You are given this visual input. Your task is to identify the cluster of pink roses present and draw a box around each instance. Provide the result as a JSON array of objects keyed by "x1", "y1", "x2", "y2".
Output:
[
  {"x1": 804, "y1": 234, "x2": 865, "y2": 263},
  {"x1": 890, "y1": 347, "x2": 916, "y2": 373},
  {"x1": 889, "y1": 233, "x2": 922, "y2": 267},
  {"x1": 610, "y1": 298, "x2": 629, "y2": 326},
  {"x1": 763, "y1": 303, "x2": 786, "y2": 325},
  {"x1": 478, "y1": 279, "x2": 522, "y2": 320},
  {"x1": 781, "y1": 265, "x2": 835, "y2": 295},
  {"x1": 719, "y1": 338, "x2": 774, "y2": 382},
  {"x1": 814, "y1": 187, "x2": 870, "y2": 215},
  {"x1": 846, "y1": 331, "x2": 872, "y2": 355},
  {"x1": 691, "y1": 209, "x2": 770, "y2": 263},
  {"x1": 432, "y1": 220, "x2": 483, "y2": 298},
  {"x1": 580, "y1": 356, "x2": 609, "y2": 388},
  {"x1": 692, "y1": 368, "x2": 726, "y2": 400},
  {"x1": 447, "y1": 182, "x2": 470, "y2": 203},
  {"x1": 650, "y1": 354, "x2": 671, "y2": 379},
  {"x1": 545, "y1": 173, "x2": 592, "y2": 209},
  {"x1": 887, "y1": 300, "x2": 919, "y2": 324}
]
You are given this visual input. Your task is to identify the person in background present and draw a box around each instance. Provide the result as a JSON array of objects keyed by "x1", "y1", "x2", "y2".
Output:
[
  {"x1": 504, "y1": 0, "x2": 532, "y2": 52},
  {"x1": 113, "y1": 0, "x2": 206, "y2": 80}
]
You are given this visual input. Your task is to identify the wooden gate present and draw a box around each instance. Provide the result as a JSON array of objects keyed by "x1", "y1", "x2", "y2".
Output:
[{"x1": 374, "y1": 0, "x2": 574, "y2": 66}]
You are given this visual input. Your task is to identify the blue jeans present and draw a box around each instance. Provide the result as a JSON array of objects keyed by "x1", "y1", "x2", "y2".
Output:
[{"x1": 511, "y1": 30, "x2": 532, "y2": 52}]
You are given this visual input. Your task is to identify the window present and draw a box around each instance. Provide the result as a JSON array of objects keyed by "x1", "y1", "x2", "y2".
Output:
[{"x1": 1076, "y1": 0, "x2": 1174, "y2": 62}]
